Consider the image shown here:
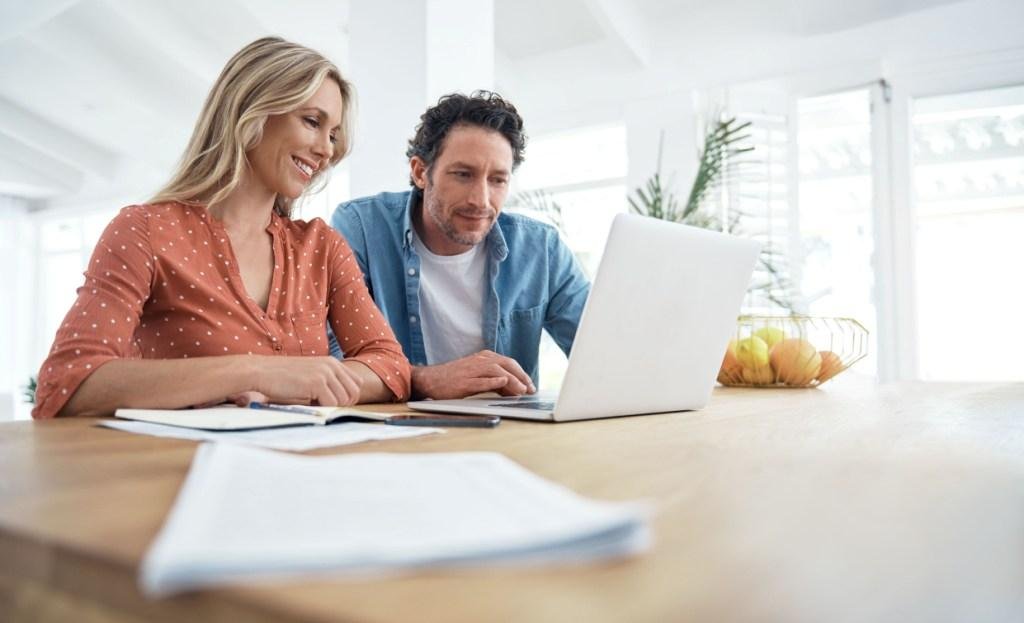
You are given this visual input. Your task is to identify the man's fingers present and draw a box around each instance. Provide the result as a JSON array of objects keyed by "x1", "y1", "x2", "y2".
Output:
[
  {"x1": 491, "y1": 357, "x2": 534, "y2": 393},
  {"x1": 495, "y1": 379, "x2": 531, "y2": 397},
  {"x1": 461, "y1": 376, "x2": 510, "y2": 396},
  {"x1": 476, "y1": 351, "x2": 534, "y2": 393}
]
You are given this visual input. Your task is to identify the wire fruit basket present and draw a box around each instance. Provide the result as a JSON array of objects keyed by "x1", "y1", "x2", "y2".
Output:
[{"x1": 717, "y1": 316, "x2": 869, "y2": 388}]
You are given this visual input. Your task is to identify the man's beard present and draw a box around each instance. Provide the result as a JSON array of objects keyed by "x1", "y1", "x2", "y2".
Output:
[{"x1": 425, "y1": 192, "x2": 495, "y2": 247}]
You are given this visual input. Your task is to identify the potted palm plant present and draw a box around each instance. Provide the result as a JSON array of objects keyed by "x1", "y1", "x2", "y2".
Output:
[{"x1": 628, "y1": 116, "x2": 797, "y2": 312}]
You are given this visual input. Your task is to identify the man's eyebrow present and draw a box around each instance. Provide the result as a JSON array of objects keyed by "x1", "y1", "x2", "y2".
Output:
[{"x1": 446, "y1": 161, "x2": 510, "y2": 175}]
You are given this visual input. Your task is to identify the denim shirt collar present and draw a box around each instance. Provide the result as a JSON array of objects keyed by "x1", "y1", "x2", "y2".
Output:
[
  {"x1": 401, "y1": 188, "x2": 508, "y2": 263},
  {"x1": 402, "y1": 189, "x2": 417, "y2": 251}
]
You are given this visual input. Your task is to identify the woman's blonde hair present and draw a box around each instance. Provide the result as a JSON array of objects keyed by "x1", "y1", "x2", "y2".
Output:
[{"x1": 151, "y1": 36, "x2": 352, "y2": 217}]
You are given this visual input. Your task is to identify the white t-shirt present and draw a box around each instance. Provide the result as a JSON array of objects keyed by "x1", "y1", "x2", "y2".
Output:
[{"x1": 412, "y1": 231, "x2": 488, "y2": 365}]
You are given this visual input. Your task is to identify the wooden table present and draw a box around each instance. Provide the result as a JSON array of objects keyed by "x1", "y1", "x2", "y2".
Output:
[{"x1": 2, "y1": 377, "x2": 1023, "y2": 622}]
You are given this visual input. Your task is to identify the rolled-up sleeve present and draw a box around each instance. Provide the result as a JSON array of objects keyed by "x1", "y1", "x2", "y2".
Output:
[
  {"x1": 325, "y1": 231, "x2": 411, "y2": 402},
  {"x1": 33, "y1": 206, "x2": 154, "y2": 419}
]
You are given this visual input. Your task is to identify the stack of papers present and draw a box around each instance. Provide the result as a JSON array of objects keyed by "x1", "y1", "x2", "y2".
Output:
[
  {"x1": 99, "y1": 419, "x2": 440, "y2": 452},
  {"x1": 141, "y1": 443, "x2": 650, "y2": 596}
]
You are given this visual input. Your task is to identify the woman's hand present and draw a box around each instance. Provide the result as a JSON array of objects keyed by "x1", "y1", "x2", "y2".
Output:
[{"x1": 252, "y1": 357, "x2": 365, "y2": 406}]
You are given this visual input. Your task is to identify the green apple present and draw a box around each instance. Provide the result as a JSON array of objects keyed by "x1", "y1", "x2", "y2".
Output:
[
  {"x1": 734, "y1": 336, "x2": 769, "y2": 369},
  {"x1": 753, "y1": 326, "x2": 785, "y2": 350}
]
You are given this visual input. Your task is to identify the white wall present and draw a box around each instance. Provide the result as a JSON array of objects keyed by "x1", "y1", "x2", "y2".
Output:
[
  {"x1": 0, "y1": 195, "x2": 36, "y2": 419},
  {"x1": 347, "y1": 0, "x2": 495, "y2": 199}
]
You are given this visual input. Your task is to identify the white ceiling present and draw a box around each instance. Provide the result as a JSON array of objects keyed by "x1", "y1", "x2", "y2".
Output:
[{"x1": 0, "y1": 0, "x2": 998, "y2": 205}]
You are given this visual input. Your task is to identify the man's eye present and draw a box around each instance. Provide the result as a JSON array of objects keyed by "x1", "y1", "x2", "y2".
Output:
[
  {"x1": 452, "y1": 171, "x2": 471, "y2": 178},
  {"x1": 492, "y1": 178, "x2": 508, "y2": 186}
]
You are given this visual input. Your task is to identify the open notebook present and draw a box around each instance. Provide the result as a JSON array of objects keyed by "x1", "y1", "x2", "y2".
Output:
[{"x1": 115, "y1": 405, "x2": 497, "y2": 431}]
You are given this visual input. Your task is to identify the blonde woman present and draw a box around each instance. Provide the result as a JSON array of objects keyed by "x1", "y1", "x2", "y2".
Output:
[{"x1": 33, "y1": 37, "x2": 411, "y2": 419}]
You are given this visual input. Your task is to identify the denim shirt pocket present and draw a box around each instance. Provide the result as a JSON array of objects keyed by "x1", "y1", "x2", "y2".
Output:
[
  {"x1": 499, "y1": 303, "x2": 545, "y2": 378},
  {"x1": 291, "y1": 310, "x2": 329, "y2": 356}
]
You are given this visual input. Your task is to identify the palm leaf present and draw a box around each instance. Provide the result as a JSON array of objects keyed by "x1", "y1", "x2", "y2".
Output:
[
  {"x1": 627, "y1": 114, "x2": 800, "y2": 314},
  {"x1": 507, "y1": 189, "x2": 568, "y2": 237}
]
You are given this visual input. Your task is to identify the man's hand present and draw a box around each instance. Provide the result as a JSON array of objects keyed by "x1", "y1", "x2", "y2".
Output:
[
  {"x1": 252, "y1": 356, "x2": 365, "y2": 406},
  {"x1": 412, "y1": 350, "x2": 536, "y2": 400}
]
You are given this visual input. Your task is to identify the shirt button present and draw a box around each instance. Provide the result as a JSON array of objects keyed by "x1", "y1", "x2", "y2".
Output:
[
  {"x1": 407, "y1": 268, "x2": 416, "y2": 276},
  {"x1": 410, "y1": 315, "x2": 417, "y2": 324}
]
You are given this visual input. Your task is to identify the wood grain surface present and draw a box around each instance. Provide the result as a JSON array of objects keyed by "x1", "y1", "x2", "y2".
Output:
[{"x1": 2, "y1": 376, "x2": 1022, "y2": 623}]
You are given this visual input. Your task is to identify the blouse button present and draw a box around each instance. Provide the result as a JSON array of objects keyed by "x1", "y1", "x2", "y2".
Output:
[
  {"x1": 407, "y1": 268, "x2": 416, "y2": 276},
  {"x1": 273, "y1": 343, "x2": 283, "y2": 352}
]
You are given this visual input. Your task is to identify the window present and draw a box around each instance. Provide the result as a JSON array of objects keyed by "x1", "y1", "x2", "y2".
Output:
[
  {"x1": 795, "y1": 89, "x2": 879, "y2": 375},
  {"x1": 725, "y1": 111, "x2": 793, "y2": 315},
  {"x1": 911, "y1": 84, "x2": 1024, "y2": 381},
  {"x1": 511, "y1": 124, "x2": 628, "y2": 389},
  {"x1": 36, "y1": 210, "x2": 118, "y2": 368}
]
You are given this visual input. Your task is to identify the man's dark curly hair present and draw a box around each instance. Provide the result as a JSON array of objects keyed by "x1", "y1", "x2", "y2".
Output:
[{"x1": 406, "y1": 90, "x2": 526, "y2": 186}]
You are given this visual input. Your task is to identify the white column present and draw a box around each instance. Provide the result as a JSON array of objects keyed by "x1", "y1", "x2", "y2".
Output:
[
  {"x1": 0, "y1": 196, "x2": 36, "y2": 420},
  {"x1": 426, "y1": 0, "x2": 494, "y2": 103},
  {"x1": 624, "y1": 92, "x2": 699, "y2": 205},
  {"x1": 346, "y1": 0, "x2": 494, "y2": 199},
  {"x1": 347, "y1": 1, "x2": 428, "y2": 198}
]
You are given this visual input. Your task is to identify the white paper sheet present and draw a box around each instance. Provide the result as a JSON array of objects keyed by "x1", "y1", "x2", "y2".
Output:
[
  {"x1": 99, "y1": 419, "x2": 441, "y2": 452},
  {"x1": 140, "y1": 444, "x2": 650, "y2": 596}
]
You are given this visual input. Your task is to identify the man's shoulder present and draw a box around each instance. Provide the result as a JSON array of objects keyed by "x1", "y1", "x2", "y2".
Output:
[
  {"x1": 497, "y1": 211, "x2": 561, "y2": 239},
  {"x1": 496, "y1": 211, "x2": 565, "y2": 252},
  {"x1": 336, "y1": 190, "x2": 411, "y2": 221}
]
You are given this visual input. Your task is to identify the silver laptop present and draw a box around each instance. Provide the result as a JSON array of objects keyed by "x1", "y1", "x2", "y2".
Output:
[{"x1": 407, "y1": 213, "x2": 762, "y2": 422}]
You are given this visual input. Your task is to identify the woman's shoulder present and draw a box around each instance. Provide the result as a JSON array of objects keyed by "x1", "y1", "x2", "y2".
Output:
[
  {"x1": 279, "y1": 213, "x2": 345, "y2": 244},
  {"x1": 111, "y1": 201, "x2": 206, "y2": 225}
]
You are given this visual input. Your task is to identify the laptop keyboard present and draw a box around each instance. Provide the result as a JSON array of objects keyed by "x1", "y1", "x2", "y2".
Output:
[{"x1": 487, "y1": 400, "x2": 556, "y2": 411}]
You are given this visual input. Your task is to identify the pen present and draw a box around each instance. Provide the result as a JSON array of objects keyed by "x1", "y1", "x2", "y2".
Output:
[
  {"x1": 249, "y1": 402, "x2": 499, "y2": 428},
  {"x1": 250, "y1": 402, "x2": 322, "y2": 417}
]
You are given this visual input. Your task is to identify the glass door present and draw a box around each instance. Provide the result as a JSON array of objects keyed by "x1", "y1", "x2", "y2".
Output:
[
  {"x1": 795, "y1": 88, "x2": 879, "y2": 375},
  {"x1": 911, "y1": 84, "x2": 1024, "y2": 381}
]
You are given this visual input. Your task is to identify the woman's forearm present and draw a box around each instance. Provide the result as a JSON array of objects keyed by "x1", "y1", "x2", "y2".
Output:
[
  {"x1": 59, "y1": 355, "x2": 259, "y2": 417},
  {"x1": 342, "y1": 360, "x2": 396, "y2": 403}
]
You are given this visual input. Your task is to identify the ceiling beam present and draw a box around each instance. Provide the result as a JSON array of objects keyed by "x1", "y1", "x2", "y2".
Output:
[
  {"x1": 583, "y1": 0, "x2": 651, "y2": 68},
  {"x1": 0, "y1": 133, "x2": 83, "y2": 197},
  {"x1": 0, "y1": 0, "x2": 81, "y2": 43},
  {"x1": 0, "y1": 96, "x2": 117, "y2": 179}
]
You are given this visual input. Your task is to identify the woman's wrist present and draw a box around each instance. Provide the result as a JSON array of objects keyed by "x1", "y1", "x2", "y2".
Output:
[{"x1": 225, "y1": 354, "x2": 265, "y2": 396}]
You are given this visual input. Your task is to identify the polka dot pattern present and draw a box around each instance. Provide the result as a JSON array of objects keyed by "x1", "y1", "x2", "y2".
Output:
[{"x1": 32, "y1": 202, "x2": 411, "y2": 419}]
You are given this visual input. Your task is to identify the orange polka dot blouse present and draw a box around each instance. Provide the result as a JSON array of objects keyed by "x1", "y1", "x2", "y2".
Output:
[{"x1": 33, "y1": 202, "x2": 411, "y2": 419}]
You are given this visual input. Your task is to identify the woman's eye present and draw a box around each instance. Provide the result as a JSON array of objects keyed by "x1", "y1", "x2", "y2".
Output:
[
  {"x1": 304, "y1": 117, "x2": 320, "y2": 128},
  {"x1": 329, "y1": 134, "x2": 337, "y2": 144}
]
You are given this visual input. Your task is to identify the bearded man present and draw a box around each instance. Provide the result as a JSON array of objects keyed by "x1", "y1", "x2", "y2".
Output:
[{"x1": 329, "y1": 91, "x2": 590, "y2": 399}]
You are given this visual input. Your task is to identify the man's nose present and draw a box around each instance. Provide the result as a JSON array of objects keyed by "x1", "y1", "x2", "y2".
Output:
[{"x1": 467, "y1": 178, "x2": 489, "y2": 208}]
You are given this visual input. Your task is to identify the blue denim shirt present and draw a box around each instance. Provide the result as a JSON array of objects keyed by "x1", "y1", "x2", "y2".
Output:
[{"x1": 329, "y1": 190, "x2": 590, "y2": 382}]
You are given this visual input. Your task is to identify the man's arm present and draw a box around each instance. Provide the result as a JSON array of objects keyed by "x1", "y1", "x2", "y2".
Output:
[
  {"x1": 411, "y1": 351, "x2": 535, "y2": 400},
  {"x1": 330, "y1": 204, "x2": 371, "y2": 282},
  {"x1": 544, "y1": 233, "x2": 591, "y2": 356}
]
